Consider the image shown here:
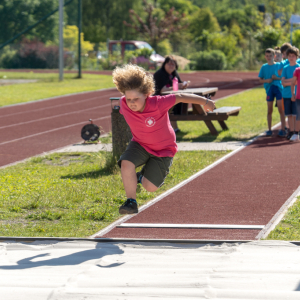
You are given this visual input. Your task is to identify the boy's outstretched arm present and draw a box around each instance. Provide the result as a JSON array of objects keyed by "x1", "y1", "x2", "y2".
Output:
[{"x1": 174, "y1": 93, "x2": 215, "y2": 112}]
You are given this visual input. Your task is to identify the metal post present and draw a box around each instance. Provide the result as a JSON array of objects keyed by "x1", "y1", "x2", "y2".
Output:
[
  {"x1": 290, "y1": 23, "x2": 293, "y2": 45},
  {"x1": 78, "y1": 0, "x2": 82, "y2": 78},
  {"x1": 59, "y1": 0, "x2": 64, "y2": 81}
]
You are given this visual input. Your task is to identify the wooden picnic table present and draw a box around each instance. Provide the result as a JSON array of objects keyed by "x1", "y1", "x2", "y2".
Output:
[{"x1": 162, "y1": 87, "x2": 241, "y2": 135}]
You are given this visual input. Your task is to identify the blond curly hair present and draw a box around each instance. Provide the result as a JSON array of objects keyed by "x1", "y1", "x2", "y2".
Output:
[{"x1": 112, "y1": 64, "x2": 155, "y2": 95}]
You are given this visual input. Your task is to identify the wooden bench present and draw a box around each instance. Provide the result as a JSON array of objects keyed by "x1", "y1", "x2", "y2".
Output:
[
  {"x1": 169, "y1": 104, "x2": 241, "y2": 135},
  {"x1": 162, "y1": 87, "x2": 241, "y2": 136}
]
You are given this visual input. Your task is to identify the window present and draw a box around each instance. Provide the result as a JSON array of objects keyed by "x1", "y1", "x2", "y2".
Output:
[{"x1": 124, "y1": 44, "x2": 137, "y2": 51}]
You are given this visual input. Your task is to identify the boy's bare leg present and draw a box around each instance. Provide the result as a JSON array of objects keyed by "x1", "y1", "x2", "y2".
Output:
[
  {"x1": 121, "y1": 160, "x2": 137, "y2": 199},
  {"x1": 141, "y1": 177, "x2": 158, "y2": 193},
  {"x1": 267, "y1": 101, "x2": 273, "y2": 131},
  {"x1": 287, "y1": 115, "x2": 295, "y2": 132},
  {"x1": 296, "y1": 120, "x2": 300, "y2": 132},
  {"x1": 276, "y1": 100, "x2": 286, "y2": 130}
]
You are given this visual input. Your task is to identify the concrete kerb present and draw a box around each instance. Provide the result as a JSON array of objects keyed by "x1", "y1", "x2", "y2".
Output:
[
  {"x1": 1, "y1": 236, "x2": 300, "y2": 246},
  {"x1": 91, "y1": 122, "x2": 282, "y2": 239}
]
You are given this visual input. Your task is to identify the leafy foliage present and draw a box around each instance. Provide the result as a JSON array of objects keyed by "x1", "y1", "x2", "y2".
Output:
[
  {"x1": 189, "y1": 50, "x2": 227, "y2": 70},
  {"x1": 123, "y1": 0, "x2": 188, "y2": 51}
]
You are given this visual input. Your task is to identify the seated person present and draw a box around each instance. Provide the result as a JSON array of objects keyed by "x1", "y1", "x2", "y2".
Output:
[{"x1": 153, "y1": 56, "x2": 189, "y2": 133}]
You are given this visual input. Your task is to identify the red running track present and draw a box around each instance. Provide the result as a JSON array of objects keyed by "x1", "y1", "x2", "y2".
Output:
[
  {"x1": 99, "y1": 133, "x2": 300, "y2": 240},
  {"x1": 0, "y1": 71, "x2": 260, "y2": 168}
]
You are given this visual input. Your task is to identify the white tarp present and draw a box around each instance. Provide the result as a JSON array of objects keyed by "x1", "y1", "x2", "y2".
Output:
[{"x1": 0, "y1": 240, "x2": 300, "y2": 299}]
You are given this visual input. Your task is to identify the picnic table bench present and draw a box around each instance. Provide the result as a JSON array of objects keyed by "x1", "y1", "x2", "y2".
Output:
[{"x1": 162, "y1": 87, "x2": 241, "y2": 135}]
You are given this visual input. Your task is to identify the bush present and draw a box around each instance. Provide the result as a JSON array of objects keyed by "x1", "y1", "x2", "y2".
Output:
[
  {"x1": 157, "y1": 39, "x2": 172, "y2": 56},
  {"x1": 0, "y1": 38, "x2": 74, "y2": 69},
  {"x1": 0, "y1": 46, "x2": 18, "y2": 68},
  {"x1": 188, "y1": 50, "x2": 227, "y2": 70}
]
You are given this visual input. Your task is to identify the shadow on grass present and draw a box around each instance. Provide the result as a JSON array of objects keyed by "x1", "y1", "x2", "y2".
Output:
[
  {"x1": 61, "y1": 154, "x2": 119, "y2": 180},
  {"x1": 175, "y1": 129, "x2": 257, "y2": 143}
]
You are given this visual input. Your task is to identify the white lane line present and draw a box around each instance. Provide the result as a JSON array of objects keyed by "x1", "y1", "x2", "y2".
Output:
[
  {"x1": 91, "y1": 121, "x2": 282, "y2": 238},
  {"x1": 256, "y1": 186, "x2": 300, "y2": 239},
  {"x1": 0, "y1": 87, "x2": 117, "y2": 109},
  {"x1": 117, "y1": 223, "x2": 265, "y2": 229},
  {"x1": 0, "y1": 91, "x2": 118, "y2": 119},
  {"x1": 0, "y1": 116, "x2": 110, "y2": 146},
  {"x1": 0, "y1": 103, "x2": 111, "y2": 130}
]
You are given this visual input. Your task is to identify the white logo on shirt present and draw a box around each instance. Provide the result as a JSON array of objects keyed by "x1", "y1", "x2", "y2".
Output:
[{"x1": 145, "y1": 117, "x2": 156, "y2": 127}]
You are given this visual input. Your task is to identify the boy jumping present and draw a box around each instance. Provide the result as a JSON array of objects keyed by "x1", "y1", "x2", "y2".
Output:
[
  {"x1": 112, "y1": 64, "x2": 215, "y2": 214},
  {"x1": 258, "y1": 48, "x2": 285, "y2": 136}
]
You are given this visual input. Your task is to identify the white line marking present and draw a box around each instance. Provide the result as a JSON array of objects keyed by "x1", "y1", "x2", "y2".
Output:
[
  {"x1": 0, "y1": 103, "x2": 111, "y2": 129},
  {"x1": 91, "y1": 121, "x2": 282, "y2": 238},
  {"x1": 0, "y1": 116, "x2": 110, "y2": 146},
  {"x1": 117, "y1": 223, "x2": 265, "y2": 229},
  {"x1": 256, "y1": 186, "x2": 300, "y2": 239},
  {"x1": 0, "y1": 91, "x2": 118, "y2": 119}
]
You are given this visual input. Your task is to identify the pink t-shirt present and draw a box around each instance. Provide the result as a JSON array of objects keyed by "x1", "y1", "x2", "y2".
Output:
[
  {"x1": 120, "y1": 94, "x2": 177, "y2": 157},
  {"x1": 293, "y1": 67, "x2": 300, "y2": 99}
]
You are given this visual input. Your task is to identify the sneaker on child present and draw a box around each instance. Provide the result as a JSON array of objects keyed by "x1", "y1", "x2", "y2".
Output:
[
  {"x1": 277, "y1": 129, "x2": 286, "y2": 137},
  {"x1": 290, "y1": 134, "x2": 299, "y2": 142},
  {"x1": 265, "y1": 130, "x2": 272, "y2": 136},
  {"x1": 119, "y1": 198, "x2": 138, "y2": 214},
  {"x1": 286, "y1": 131, "x2": 293, "y2": 140}
]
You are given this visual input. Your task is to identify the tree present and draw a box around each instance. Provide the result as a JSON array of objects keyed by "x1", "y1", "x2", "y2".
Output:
[
  {"x1": 189, "y1": 8, "x2": 220, "y2": 39},
  {"x1": 123, "y1": 0, "x2": 188, "y2": 51},
  {"x1": 82, "y1": 0, "x2": 143, "y2": 43},
  {"x1": 64, "y1": 25, "x2": 94, "y2": 55},
  {"x1": 0, "y1": 0, "x2": 59, "y2": 45}
]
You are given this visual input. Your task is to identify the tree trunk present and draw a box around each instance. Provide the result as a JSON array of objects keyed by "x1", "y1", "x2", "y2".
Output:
[{"x1": 111, "y1": 107, "x2": 132, "y2": 159}]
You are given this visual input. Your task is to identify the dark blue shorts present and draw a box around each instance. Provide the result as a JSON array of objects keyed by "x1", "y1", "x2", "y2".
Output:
[
  {"x1": 266, "y1": 85, "x2": 282, "y2": 102},
  {"x1": 297, "y1": 100, "x2": 300, "y2": 121},
  {"x1": 284, "y1": 98, "x2": 297, "y2": 116}
]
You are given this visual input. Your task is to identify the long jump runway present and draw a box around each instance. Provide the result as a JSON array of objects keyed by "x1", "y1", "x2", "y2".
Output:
[
  {"x1": 0, "y1": 71, "x2": 260, "y2": 167},
  {"x1": 98, "y1": 134, "x2": 300, "y2": 241}
]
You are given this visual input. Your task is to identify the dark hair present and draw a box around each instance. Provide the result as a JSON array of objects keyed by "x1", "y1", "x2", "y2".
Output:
[
  {"x1": 162, "y1": 56, "x2": 178, "y2": 71},
  {"x1": 274, "y1": 46, "x2": 281, "y2": 55},
  {"x1": 280, "y1": 43, "x2": 292, "y2": 53},
  {"x1": 286, "y1": 46, "x2": 299, "y2": 58},
  {"x1": 265, "y1": 48, "x2": 275, "y2": 55}
]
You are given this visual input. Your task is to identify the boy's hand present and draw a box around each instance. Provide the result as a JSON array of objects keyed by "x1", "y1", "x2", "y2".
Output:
[
  {"x1": 204, "y1": 100, "x2": 215, "y2": 112},
  {"x1": 266, "y1": 79, "x2": 273, "y2": 83},
  {"x1": 292, "y1": 95, "x2": 296, "y2": 102},
  {"x1": 272, "y1": 75, "x2": 277, "y2": 79}
]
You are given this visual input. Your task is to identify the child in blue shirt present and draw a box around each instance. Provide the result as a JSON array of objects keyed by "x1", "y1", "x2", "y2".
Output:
[
  {"x1": 258, "y1": 48, "x2": 286, "y2": 136},
  {"x1": 277, "y1": 43, "x2": 292, "y2": 77},
  {"x1": 281, "y1": 47, "x2": 300, "y2": 141}
]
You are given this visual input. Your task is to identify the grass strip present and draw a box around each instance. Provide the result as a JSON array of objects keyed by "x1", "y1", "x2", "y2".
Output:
[
  {"x1": 0, "y1": 150, "x2": 228, "y2": 237},
  {"x1": 0, "y1": 72, "x2": 115, "y2": 107},
  {"x1": 266, "y1": 196, "x2": 300, "y2": 240},
  {"x1": 176, "y1": 86, "x2": 280, "y2": 142}
]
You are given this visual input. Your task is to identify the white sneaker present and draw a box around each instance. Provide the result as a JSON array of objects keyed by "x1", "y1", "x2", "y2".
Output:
[{"x1": 290, "y1": 134, "x2": 299, "y2": 142}]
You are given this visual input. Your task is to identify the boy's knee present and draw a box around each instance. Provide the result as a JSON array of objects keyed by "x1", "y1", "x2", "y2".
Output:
[
  {"x1": 121, "y1": 160, "x2": 135, "y2": 169},
  {"x1": 142, "y1": 178, "x2": 158, "y2": 192}
]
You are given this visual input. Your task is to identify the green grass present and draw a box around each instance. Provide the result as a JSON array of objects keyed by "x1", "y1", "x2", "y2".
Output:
[
  {"x1": 266, "y1": 196, "x2": 300, "y2": 240},
  {"x1": 176, "y1": 86, "x2": 280, "y2": 142},
  {"x1": 0, "y1": 150, "x2": 228, "y2": 237},
  {"x1": 0, "y1": 71, "x2": 115, "y2": 107}
]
